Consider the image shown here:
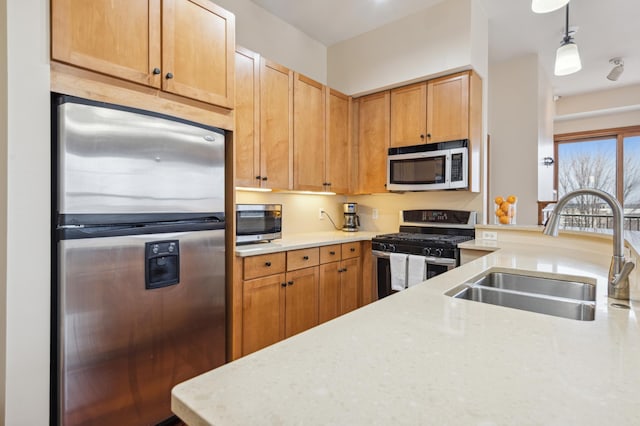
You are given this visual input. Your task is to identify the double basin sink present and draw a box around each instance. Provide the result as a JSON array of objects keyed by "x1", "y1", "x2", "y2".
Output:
[{"x1": 446, "y1": 269, "x2": 596, "y2": 321}]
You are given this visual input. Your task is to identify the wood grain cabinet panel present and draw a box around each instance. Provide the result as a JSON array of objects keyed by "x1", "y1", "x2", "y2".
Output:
[
  {"x1": 284, "y1": 267, "x2": 320, "y2": 338},
  {"x1": 52, "y1": 0, "x2": 162, "y2": 88},
  {"x1": 293, "y1": 73, "x2": 326, "y2": 191},
  {"x1": 260, "y1": 59, "x2": 293, "y2": 190},
  {"x1": 287, "y1": 248, "x2": 320, "y2": 272},
  {"x1": 390, "y1": 82, "x2": 427, "y2": 148},
  {"x1": 426, "y1": 72, "x2": 469, "y2": 143},
  {"x1": 241, "y1": 273, "x2": 285, "y2": 356},
  {"x1": 325, "y1": 89, "x2": 351, "y2": 194},
  {"x1": 243, "y1": 252, "x2": 286, "y2": 280},
  {"x1": 357, "y1": 91, "x2": 390, "y2": 194},
  {"x1": 52, "y1": 0, "x2": 234, "y2": 109},
  {"x1": 235, "y1": 47, "x2": 261, "y2": 188}
]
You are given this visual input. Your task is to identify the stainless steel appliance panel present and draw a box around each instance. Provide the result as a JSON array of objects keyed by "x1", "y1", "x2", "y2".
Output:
[
  {"x1": 58, "y1": 229, "x2": 225, "y2": 426},
  {"x1": 57, "y1": 101, "x2": 225, "y2": 214}
]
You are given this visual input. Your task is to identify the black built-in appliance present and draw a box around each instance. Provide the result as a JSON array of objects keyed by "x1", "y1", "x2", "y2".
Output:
[{"x1": 372, "y1": 209, "x2": 476, "y2": 299}]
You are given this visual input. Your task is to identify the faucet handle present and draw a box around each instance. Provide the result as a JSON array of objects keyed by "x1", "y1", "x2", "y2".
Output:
[{"x1": 613, "y1": 261, "x2": 635, "y2": 286}]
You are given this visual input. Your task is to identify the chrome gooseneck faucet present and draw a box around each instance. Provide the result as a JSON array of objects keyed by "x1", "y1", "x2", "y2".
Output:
[{"x1": 543, "y1": 188, "x2": 635, "y2": 300}]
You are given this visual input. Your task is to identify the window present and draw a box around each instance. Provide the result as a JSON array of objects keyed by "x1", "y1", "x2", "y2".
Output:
[{"x1": 554, "y1": 126, "x2": 640, "y2": 230}]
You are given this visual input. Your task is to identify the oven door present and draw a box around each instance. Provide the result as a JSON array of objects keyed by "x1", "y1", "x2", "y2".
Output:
[
  {"x1": 387, "y1": 150, "x2": 450, "y2": 191},
  {"x1": 372, "y1": 250, "x2": 456, "y2": 299}
]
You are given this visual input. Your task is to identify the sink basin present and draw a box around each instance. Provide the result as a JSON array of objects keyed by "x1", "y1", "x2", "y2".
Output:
[
  {"x1": 446, "y1": 269, "x2": 596, "y2": 321},
  {"x1": 471, "y1": 272, "x2": 595, "y2": 301}
]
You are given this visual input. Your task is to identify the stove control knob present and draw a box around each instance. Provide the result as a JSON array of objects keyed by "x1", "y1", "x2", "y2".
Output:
[
  {"x1": 434, "y1": 248, "x2": 443, "y2": 257},
  {"x1": 388, "y1": 244, "x2": 396, "y2": 252},
  {"x1": 379, "y1": 243, "x2": 387, "y2": 251},
  {"x1": 423, "y1": 247, "x2": 431, "y2": 256}
]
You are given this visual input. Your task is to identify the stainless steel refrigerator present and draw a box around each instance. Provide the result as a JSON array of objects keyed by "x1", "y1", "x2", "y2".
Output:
[{"x1": 53, "y1": 95, "x2": 226, "y2": 425}]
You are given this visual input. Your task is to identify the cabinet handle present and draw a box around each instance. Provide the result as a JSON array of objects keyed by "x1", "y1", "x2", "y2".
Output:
[
  {"x1": 262, "y1": 177, "x2": 268, "y2": 181},
  {"x1": 420, "y1": 134, "x2": 425, "y2": 139},
  {"x1": 281, "y1": 282, "x2": 287, "y2": 287},
  {"x1": 329, "y1": 251, "x2": 336, "y2": 255},
  {"x1": 152, "y1": 67, "x2": 161, "y2": 75},
  {"x1": 343, "y1": 267, "x2": 348, "y2": 272},
  {"x1": 326, "y1": 182, "x2": 331, "y2": 186},
  {"x1": 426, "y1": 133, "x2": 431, "y2": 138},
  {"x1": 350, "y1": 248, "x2": 356, "y2": 252},
  {"x1": 287, "y1": 281, "x2": 294, "y2": 286},
  {"x1": 338, "y1": 268, "x2": 343, "y2": 273},
  {"x1": 165, "y1": 72, "x2": 174, "y2": 79},
  {"x1": 303, "y1": 256, "x2": 309, "y2": 260},
  {"x1": 256, "y1": 175, "x2": 261, "y2": 180},
  {"x1": 265, "y1": 261, "x2": 271, "y2": 267}
]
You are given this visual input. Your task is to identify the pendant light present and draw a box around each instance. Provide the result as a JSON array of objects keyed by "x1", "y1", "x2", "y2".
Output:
[
  {"x1": 531, "y1": 0, "x2": 569, "y2": 14},
  {"x1": 554, "y1": 4, "x2": 581, "y2": 76}
]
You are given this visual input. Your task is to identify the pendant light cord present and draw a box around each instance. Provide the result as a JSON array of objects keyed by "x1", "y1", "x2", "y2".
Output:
[{"x1": 563, "y1": 4, "x2": 570, "y2": 43}]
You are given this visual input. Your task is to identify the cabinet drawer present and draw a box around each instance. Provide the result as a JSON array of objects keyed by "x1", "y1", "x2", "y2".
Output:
[
  {"x1": 320, "y1": 244, "x2": 341, "y2": 264},
  {"x1": 341, "y1": 242, "x2": 361, "y2": 259},
  {"x1": 243, "y1": 252, "x2": 286, "y2": 280},
  {"x1": 287, "y1": 248, "x2": 320, "y2": 271}
]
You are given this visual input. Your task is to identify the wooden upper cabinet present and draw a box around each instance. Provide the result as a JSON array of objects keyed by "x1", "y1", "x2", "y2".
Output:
[
  {"x1": 390, "y1": 82, "x2": 427, "y2": 148},
  {"x1": 357, "y1": 91, "x2": 390, "y2": 194},
  {"x1": 235, "y1": 47, "x2": 261, "y2": 188},
  {"x1": 162, "y1": 0, "x2": 235, "y2": 108},
  {"x1": 293, "y1": 73, "x2": 326, "y2": 192},
  {"x1": 426, "y1": 72, "x2": 469, "y2": 143},
  {"x1": 51, "y1": 0, "x2": 162, "y2": 88},
  {"x1": 326, "y1": 89, "x2": 351, "y2": 194},
  {"x1": 51, "y1": 0, "x2": 235, "y2": 109},
  {"x1": 260, "y1": 59, "x2": 293, "y2": 190}
]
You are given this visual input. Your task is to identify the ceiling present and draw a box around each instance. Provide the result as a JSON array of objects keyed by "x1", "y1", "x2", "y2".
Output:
[{"x1": 250, "y1": 0, "x2": 640, "y2": 97}]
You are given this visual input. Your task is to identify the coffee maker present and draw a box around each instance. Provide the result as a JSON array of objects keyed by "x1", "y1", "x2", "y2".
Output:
[{"x1": 342, "y1": 202, "x2": 360, "y2": 232}]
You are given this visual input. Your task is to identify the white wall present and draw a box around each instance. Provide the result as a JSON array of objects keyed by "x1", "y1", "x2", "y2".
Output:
[
  {"x1": 212, "y1": 0, "x2": 327, "y2": 84},
  {"x1": 2, "y1": 0, "x2": 51, "y2": 424},
  {"x1": 554, "y1": 84, "x2": 640, "y2": 134},
  {"x1": 489, "y1": 54, "x2": 539, "y2": 225},
  {"x1": 327, "y1": 0, "x2": 474, "y2": 95}
]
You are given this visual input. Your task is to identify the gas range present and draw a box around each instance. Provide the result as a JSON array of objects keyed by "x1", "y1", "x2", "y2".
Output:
[{"x1": 372, "y1": 209, "x2": 476, "y2": 259}]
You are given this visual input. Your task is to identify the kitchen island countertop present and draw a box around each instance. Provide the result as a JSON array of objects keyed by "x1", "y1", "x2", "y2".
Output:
[{"x1": 174, "y1": 231, "x2": 640, "y2": 425}]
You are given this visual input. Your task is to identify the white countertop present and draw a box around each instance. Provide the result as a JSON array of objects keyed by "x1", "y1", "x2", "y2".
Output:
[
  {"x1": 235, "y1": 231, "x2": 380, "y2": 256},
  {"x1": 174, "y1": 232, "x2": 640, "y2": 425}
]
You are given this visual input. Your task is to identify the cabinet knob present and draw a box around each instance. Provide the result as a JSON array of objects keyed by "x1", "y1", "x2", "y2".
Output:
[
  {"x1": 329, "y1": 251, "x2": 336, "y2": 255},
  {"x1": 426, "y1": 133, "x2": 432, "y2": 138},
  {"x1": 265, "y1": 261, "x2": 271, "y2": 267},
  {"x1": 256, "y1": 175, "x2": 261, "y2": 180},
  {"x1": 152, "y1": 67, "x2": 161, "y2": 75},
  {"x1": 287, "y1": 281, "x2": 294, "y2": 286},
  {"x1": 420, "y1": 134, "x2": 425, "y2": 139},
  {"x1": 165, "y1": 72, "x2": 174, "y2": 79},
  {"x1": 303, "y1": 255, "x2": 309, "y2": 260},
  {"x1": 343, "y1": 267, "x2": 348, "y2": 272},
  {"x1": 262, "y1": 177, "x2": 268, "y2": 181},
  {"x1": 350, "y1": 248, "x2": 356, "y2": 252},
  {"x1": 281, "y1": 282, "x2": 287, "y2": 287}
]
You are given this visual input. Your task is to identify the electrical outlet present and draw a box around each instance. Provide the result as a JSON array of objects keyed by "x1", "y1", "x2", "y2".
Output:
[
  {"x1": 372, "y1": 208, "x2": 379, "y2": 220},
  {"x1": 482, "y1": 231, "x2": 498, "y2": 241},
  {"x1": 319, "y1": 208, "x2": 324, "y2": 220}
]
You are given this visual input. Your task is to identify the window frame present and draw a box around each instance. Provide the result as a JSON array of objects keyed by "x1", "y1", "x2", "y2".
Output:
[{"x1": 554, "y1": 125, "x2": 640, "y2": 204}]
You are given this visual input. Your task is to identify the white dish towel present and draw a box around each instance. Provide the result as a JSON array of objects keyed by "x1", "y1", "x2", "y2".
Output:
[
  {"x1": 407, "y1": 255, "x2": 427, "y2": 287},
  {"x1": 390, "y1": 253, "x2": 408, "y2": 291}
]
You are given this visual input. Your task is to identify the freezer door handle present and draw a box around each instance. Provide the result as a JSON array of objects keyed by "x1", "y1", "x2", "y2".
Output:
[{"x1": 145, "y1": 240, "x2": 180, "y2": 289}]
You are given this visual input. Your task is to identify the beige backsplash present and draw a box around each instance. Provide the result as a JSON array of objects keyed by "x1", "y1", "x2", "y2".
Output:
[{"x1": 235, "y1": 190, "x2": 484, "y2": 235}]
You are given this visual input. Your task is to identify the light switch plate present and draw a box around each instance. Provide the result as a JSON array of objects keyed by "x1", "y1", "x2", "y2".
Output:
[
  {"x1": 372, "y1": 208, "x2": 379, "y2": 220},
  {"x1": 319, "y1": 208, "x2": 324, "y2": 220}
]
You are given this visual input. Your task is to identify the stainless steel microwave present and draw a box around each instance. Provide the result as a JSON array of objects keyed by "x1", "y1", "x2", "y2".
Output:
[
  {"x1": 387, "y1": 140, "x2": 468, "y2": 191},
  {"x1": 236, "y1": 204, "x2": 282, "y2": 244}
]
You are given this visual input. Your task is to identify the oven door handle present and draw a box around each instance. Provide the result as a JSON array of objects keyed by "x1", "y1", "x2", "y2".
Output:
[{"x1": 371, "y1": 250, "x2": 456, "y2": 266}]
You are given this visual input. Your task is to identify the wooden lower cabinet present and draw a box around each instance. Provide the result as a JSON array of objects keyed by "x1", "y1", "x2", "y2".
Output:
[{"x1": 235, "y1": 242, "x2": 370, "y2": 359}]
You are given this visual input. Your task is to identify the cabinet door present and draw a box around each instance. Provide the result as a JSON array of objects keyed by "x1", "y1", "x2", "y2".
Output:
[
  {"x1": 293, "y1": 74, "x2": 326, "y2": 191},
  {"x1": 426, "y1": 72, "x2": 469, "y2": 143},
  {"x1": 242, "y1": 273, "x2": 285, "y2": 356},
  {"x1": 285, "y1": 267, "x2": 319, "y2": 338},
  {"x1": 390, "y1": 82, "x2": 427, "y2": 148},
  {"x1": 162, "y1": 0, "x2": 235, "y2": 108},
  {"x1": 326, "y1": 89, "x2": 351, "y2": 194},
  {"x1": 319, "y1": 262, "x2": 340, "y2": 323},
  {"x1": 235, "y1": 47, "x2": 261, "y2": 188},
  {"x1": 339, "y1": 257, "x2": 360, "y2": 315},
  {"x1": 51, "y1": 0, "x2": 162, "y2": 88},
  {"x1": 260, "y1": 59, "x2": 293, "y2": 190},
  {"x1": 357, "y1": 91, "x2": 390, "y2": 194}
]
